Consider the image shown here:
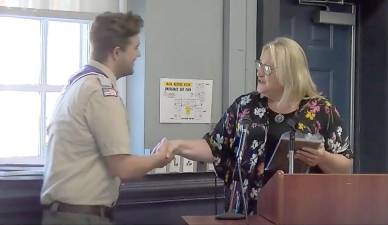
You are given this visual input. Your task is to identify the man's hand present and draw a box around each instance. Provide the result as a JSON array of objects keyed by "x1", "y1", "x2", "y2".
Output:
[
  {"x1": 152, "y1": 138, "x2": 176, "y2": 168},
  {"x1": 295, "y1": 143, "x2": 327, "y2": 167}
]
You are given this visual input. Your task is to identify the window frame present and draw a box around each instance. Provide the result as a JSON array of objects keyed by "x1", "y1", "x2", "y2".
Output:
[{"x1": 0, "y1": 7, "x2": 95, "y2": 165}]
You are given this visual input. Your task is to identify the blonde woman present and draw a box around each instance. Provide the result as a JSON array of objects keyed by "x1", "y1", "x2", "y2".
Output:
[{"x1": 156, "y1": 37, "x2": 353, "y2": 215}]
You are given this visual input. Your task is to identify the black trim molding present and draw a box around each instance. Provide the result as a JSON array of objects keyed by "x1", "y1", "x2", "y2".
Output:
[{"x1": 0, "y1": 172, "x2": 224, "y2": 225}]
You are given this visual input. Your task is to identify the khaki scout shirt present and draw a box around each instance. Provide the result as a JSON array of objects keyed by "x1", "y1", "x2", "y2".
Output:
[{"x1": 40, "y1": 60, "x2": 131, "y2": 207}]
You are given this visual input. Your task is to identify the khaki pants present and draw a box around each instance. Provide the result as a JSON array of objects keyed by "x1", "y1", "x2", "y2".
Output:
[{"x1": 41, "y1": 210, "x2": 113, "y2": 225}]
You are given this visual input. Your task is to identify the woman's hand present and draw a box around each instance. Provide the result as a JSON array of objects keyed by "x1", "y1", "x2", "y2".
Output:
[{"x1": 294, "y1": 143, "x2": 327, "y2": 167}]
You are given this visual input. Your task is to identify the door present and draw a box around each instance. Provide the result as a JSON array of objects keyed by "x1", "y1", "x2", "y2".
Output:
[{"x1": 279, "y1": 0, "x2": 353, "y2": 145}]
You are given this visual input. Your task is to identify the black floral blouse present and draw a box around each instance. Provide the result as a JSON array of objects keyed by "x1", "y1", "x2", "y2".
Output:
[{"x1": 203, "y1": 91, "x2": 353, "y2": 215}]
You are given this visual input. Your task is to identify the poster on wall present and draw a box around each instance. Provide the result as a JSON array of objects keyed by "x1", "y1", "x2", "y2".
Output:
[{"x1": 160, "y1": 78, "x2": 213, "y2": 123}]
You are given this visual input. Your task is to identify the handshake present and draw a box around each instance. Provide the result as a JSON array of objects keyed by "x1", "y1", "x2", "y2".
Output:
[
  {"x1": 150, "y1": 138, "x2": 212, "y2": 169},
  {"x1": 151, "y1": 138, "x2": 178, "y2": 168}
]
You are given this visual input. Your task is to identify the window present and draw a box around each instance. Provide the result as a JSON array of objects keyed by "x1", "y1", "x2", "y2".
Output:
[{"x1": 0, "y1": 15, "x2": 91, "y2": 164}]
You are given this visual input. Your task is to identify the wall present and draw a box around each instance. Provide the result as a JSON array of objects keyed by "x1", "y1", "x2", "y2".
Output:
[
  {"x1": 127, "y1": 0, "x2": 257, "y2": 153},
  {"x1": 143, "y1": 0, "x2": 223, "y2": 149},
  {"x1": 222, "y1": 0, "x2": 257, "y2": 111},
  {"x1": 126, "y1": 0, "x2": 223, "y2": 154}
]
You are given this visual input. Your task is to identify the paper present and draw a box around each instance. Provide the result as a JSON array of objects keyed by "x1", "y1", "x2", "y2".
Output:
[
  {"x1": 153, "y1": 167, "x2": 167, "y2": 174},
  {"x1": 160, "y1": 78, "x2": 213, "y2": 123},
  {"x1": 182, "y1": 158, "x2": 195, "y2": 173},
  {"x1": 207, "y1": 162, "x2": 215, "y2": 172},
  {"x1": 168, "y1": 155, "x2": 181, "y2": 173}
]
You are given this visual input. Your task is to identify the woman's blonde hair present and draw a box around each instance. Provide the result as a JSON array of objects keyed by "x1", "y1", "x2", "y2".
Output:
[{"x1": 262, "y1": 37, "x2": 321, "y2": 104}]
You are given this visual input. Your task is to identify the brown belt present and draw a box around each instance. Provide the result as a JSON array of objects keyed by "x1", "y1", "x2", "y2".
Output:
[{"x1": 48, "y1": 202, "x2": 112, "y2": 219}]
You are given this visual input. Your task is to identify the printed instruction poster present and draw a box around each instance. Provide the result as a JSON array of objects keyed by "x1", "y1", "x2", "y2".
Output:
[{"x1": 160, "y1": 78, "x2": 213, "y2": 123}]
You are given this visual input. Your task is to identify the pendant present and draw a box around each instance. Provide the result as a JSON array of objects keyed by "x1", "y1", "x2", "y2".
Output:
[{"x1": 274, "y1": 113, "x2": 285, "y2": 123}]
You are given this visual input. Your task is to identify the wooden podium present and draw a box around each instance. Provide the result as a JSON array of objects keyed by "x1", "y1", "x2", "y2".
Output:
[
  {"x1": 257, "y1": 172, "x2": 388, "y2": 224},
  {"x1": 184, "y1": 173, "x2": 388, "y2": 225}
]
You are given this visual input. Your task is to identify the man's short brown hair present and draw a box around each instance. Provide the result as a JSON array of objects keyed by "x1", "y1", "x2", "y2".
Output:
[{"x1": 90, "y1": 11, "x2": 143, "y2": 62}]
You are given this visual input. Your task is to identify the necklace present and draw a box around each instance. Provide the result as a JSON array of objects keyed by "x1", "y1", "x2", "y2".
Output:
[{"x1": 274, "y1": 113, "x2": 285, "y2": 123}]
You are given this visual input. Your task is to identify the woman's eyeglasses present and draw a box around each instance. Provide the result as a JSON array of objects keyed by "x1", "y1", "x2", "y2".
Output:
[{"x1": 255, "y1": 60, "x2": 274, "y2": 76}]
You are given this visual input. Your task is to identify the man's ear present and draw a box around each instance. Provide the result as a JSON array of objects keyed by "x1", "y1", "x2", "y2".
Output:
[{"x1": 112, "y1": 46, "x2": 121, "y2": 60}]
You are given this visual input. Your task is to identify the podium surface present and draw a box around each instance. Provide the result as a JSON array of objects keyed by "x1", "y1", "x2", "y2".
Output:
[
  {"x1": 258, "y1": 172, "x2": 388, "y2": 225},
  {"x1": 183, "y1": 215, "x2": 273, "y2": 225},
  {"x1": 184, "y1": 173, "x2": 388, "y2": 225}
]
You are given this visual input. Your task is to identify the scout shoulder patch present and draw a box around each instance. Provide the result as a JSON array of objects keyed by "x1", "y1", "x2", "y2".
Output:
[
  {"x1": 96, "y1": 74, "x2": 113, "y2": 88},
  {"x1": 95, "y1": 74, "x2": 118, "y2": 97},
  {"x1": 102, "y1": 87, "x2": 118, "y2": 97}
]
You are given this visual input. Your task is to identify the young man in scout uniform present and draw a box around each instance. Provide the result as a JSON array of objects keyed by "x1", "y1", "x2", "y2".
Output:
[{"x1": 41, "y1": 11, "x2": 173, "y2": 225}]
